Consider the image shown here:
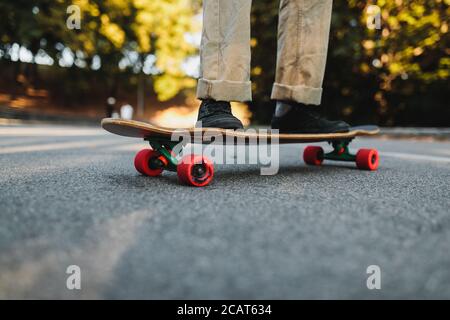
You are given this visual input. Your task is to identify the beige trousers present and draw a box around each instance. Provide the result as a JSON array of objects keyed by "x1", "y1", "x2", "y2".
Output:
[{"x1": 197, "y1": 0, "x2": 333, "y2": 105}]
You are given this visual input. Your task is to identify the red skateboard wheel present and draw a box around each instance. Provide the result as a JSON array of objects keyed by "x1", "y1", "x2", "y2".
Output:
[
  {"x1": 303, "y1": 146, "x2": 324, "y2": 166},
  {"x1": 134, "y1": 149, "x2": 165, "y2": 177},
  {"x1": 177, "y1": 154, "x2": 214, "y2": 187},
  {"x1": 356, "y1": 149, "x2": 379, "y2": 171}
]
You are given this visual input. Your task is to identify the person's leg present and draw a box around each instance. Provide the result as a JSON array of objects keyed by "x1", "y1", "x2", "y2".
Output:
[
  {"x1": 197, "y1": 0, "x2": 252, "y2": 102},
  {"x1": 196, "y1": 0, "x2": 252, "y2": 129},
  {"x1": 272, "y1": 0, "x2": 332, "y2": 105},
  {"x1": 271, "y1": 0, "x2": 349, "y2": 133}
]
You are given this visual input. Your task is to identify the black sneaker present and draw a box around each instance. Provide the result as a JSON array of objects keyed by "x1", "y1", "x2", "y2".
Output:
[
  {"x1": 196, "y1": 100, "x2": 244, "y2": 129},
  {"x1": 271, "y1": 102, "x2": 350, "y2": 134}
]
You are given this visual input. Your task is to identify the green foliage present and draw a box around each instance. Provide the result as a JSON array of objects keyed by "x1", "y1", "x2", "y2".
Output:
[
  {"x1": 250, "y1": 0, "x2": 449, "y2": 126},
  {"x1": 0, "y1": 0, "x2": 199, "y2": 101}
]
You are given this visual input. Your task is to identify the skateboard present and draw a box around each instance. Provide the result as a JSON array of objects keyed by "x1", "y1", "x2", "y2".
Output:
[{"x1": 102, "y1": 118, "x2": 380, "y2": 187}]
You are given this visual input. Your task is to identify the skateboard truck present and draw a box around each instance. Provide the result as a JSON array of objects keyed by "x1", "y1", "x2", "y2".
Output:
[
  {"x1": 304, "y1": 138, "x2": 379, "y2": 171},
  {"x1": 140, "y1": 137, "x2": 215, "y2": 187},
  {"x1": 324, "y1": 139, "x2": 356, "y2": 162},
  {"x1": 146, "y1": 139, "x2": 179, "y2": 172}
]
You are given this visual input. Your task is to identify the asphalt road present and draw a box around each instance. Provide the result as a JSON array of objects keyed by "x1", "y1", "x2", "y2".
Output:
[{"x1": 0, "y1": 123, "x2": 449, "y2": 299}]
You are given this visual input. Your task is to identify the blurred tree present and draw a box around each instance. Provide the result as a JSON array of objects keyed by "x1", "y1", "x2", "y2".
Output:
[
  {"x1": 0, "y1": 0, "x2": 199, "y2": 101},
  {"x1": 250, "y1": 0, "x2": 449, "y2": 126},
  {"x1": 131, "y1": 0, "x2": 199, "y2": 100},
  {"x1": 0, "y1": 1, "x2": 53, "y2": 87}
]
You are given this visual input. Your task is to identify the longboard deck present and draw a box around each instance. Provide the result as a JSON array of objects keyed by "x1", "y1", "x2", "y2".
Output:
[{"x1": 101, "y1": 118, "x2": 379, "y2": 144}]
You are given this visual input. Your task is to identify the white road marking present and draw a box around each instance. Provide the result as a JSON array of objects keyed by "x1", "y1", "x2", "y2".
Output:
[
  {"x1": 107, "y1": 142, "x2": 148, "y2": 152},
  {"x1": 0, "y1": 137, "x2": 56, "y2": 147},
  {"x1": 0, "y1": 126, "x2": 105, "y2": 137},
  {"x1": 381, "y1": 151, "x2": 450, "y2": 164},
  {"x1": 0, "y1": 139, "x2": 118, "y2": 154}
]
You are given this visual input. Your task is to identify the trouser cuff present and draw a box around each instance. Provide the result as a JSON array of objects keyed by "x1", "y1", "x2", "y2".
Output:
[
  {"x1": 197, "y1": 79, "x2": 252, "y2": 102},
  {"x1": 271, "y1": 83, "x2": 323, "y2": 106}
]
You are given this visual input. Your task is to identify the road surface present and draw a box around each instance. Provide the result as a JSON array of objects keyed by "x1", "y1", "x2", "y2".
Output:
[{"x1": 0, "y1": 123, "x2": 449, "y2": 299}]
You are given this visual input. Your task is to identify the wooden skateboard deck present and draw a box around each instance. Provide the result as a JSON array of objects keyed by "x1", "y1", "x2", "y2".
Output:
[
  {"x1": 101, "y1": 118, "x2": 379, "y2": 144},
  {"x1": 102, "y1": 118, "x2": 380, "y2": 187}
]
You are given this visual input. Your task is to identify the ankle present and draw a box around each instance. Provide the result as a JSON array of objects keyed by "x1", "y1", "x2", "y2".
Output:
[
  {"x1": 275, "y1": 101, "x2": 312, "y2": 117},
  {"x1": 202, "y1": 99, "x2": 230, "y2": 105},
  {"x1": 274, "y1": 102, "x2": 290, "y2": 117}
]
